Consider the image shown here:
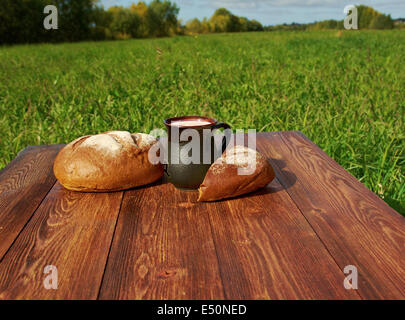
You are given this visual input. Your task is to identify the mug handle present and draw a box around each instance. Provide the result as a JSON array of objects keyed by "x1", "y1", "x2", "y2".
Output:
[{"x1": 212, "y1": 122, "x2": 232, "y2": 153}]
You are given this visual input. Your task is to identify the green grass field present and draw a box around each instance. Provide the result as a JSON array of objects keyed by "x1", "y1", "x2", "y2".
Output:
[{"x1": 0, "y1": 30, "x2": 404, "y2": 213}]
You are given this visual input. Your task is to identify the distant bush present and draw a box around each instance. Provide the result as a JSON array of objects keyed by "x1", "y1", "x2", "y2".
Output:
[
  {"x1": 357, "y1": 5, "x2": 394, "y2": 29},
  {"x1": 369, "y1": 14, "x2": 394, "y2": 29},
  {"x1": 184, "y1": 8, "x2": 263, "y2": 35},
  {"x1": 265, "y1": 5, "x2": 395, "y2": 32}
]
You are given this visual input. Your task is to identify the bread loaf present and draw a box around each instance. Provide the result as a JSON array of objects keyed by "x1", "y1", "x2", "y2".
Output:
[
  {"x1": 53, "y1": 131, "x2": 163, "y2": 192},
  {"x1": 198, "y1": 146, "x2": 275, "y2": 201}
]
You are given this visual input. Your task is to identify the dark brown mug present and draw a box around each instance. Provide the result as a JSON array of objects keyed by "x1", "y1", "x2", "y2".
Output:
[{"x1": 164, "y1": 116, "x2": 231, "y2": 190}]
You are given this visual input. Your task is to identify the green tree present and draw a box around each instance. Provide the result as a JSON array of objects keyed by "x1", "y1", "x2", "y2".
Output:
[
  {"x1": 186, "y1": 18, "x2": 203, "y2": 34},
  {"x1": 0, "y1": 0, "x2": 52, "y2": 44},
  {"x1": 90, "y1": 4, "x2": 113, "y2": 40},
  {"x1": 352, "y1": 5, "x2": 393, "y2": 29},
  {"x1": 130, "y1": 1, "x2": 149, "y2": 37},
  {"x1": 356, "y1": 5, "x2": 379, "y2": 29},
  {"x1": 239, "y1": 17, "x2": 249, "y2": 32},
  {"x1": 247, "y1": 19, "x2": 263, "y2": 31},
  {"x1": 201, "y1": 17, "x2": 211, "y2": 33},
  {"x1": 52, "y1": 0, "x2": 97, "y2": 41},
  {"x1": 147, "y1": 0, "x2": 179, "y2": 37},
  {"x1": 108, "y1": 6, "x2": 141, "y2": 39},
  {"x1": 209, "y1": 8, "x2": 236, "y2": 32},
  {"x1": 369, "y1": 14, "x2": 394, "y2": 29}
]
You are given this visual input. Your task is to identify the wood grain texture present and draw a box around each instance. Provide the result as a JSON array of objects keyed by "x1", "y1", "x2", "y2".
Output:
[
  {"x1": 257, "y1": 131, "x2": 405, "y2": 299},
  {"x1": 1, "y1": 132, "x2": 403, "y2": 300},
  {"x1": 207, "y1": 176, "x2": 360, "y2": 299},
  {"x1": 0, "y1": 145, "x2": 63, "y2": 260},
  {"x1": 99, "y1": 182, "x2": 225, "y2": 300},
  {"x1": 0, "y1": 183, "x2": 123, "y2": 299}
]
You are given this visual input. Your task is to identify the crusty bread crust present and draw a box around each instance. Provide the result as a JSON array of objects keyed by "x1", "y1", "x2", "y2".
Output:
[
  {"x1": 53, "y1": 131, "x2": 163, "y2": 192},
  {"x1": 197, "y1": 146, "x2": 275, "y2": 201}
]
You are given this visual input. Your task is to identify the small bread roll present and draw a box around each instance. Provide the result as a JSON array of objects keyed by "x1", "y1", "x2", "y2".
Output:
[
  {"x1": 198, "y1": 146, "x2": 275, "y2": 201},
  {"x1": 53, "y1": 131, "x2": 163, "y2": 192}
]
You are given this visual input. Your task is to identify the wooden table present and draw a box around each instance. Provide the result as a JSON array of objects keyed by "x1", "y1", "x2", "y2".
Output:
[{"x1": 0, "y1": 131, "x2": 404, "y2": 300}]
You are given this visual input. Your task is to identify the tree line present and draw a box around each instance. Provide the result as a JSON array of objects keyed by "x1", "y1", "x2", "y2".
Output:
[
  {"x1": 0, "y1": 2, "x2": 399, "y2": 45},
  {"x1": 185, "y1": 8, "x2": 263, "y2": 34},
  {"x1": 266, "y1": 6, "x2": 395, "y2": 31},
  {"x1": 0, "y1": 0, "x2": 182, "y2": 44},
  {"x1": 0, "y1": 0, "x2": 263, "y2": 44},
  {"x1": 1, "y1": 0, "x2": 96, "y2": 44}
]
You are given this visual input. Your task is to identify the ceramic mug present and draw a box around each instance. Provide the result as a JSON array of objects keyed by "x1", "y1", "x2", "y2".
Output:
[{"x1": 163, "y1": 116, "x2": 231, "y2": 190}]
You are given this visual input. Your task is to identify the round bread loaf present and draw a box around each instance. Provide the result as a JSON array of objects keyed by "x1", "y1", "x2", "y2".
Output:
[
  {"x1": 198, "y1": 145, "x2": 275, "y2": 201},
  {"x1": 53, "y1": 131, "x2": 164, "y2": 192}
]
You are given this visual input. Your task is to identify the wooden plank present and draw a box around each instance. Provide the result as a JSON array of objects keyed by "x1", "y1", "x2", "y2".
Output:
[
  {"x1": 208, "y1": 176, "x2": 360, "y2": 299},
  {"x1": 0, "y1": 145, "x2": 63, "y2": 260},
  {"x1": 99, "y1": 182, "x2": 225, "y2": 300},
  {"x1": 257, "y1": 131, "x2": 405, "y2": 299},
  {"x1": 0, "y1": 182, "x2": 123, "y2": 299}
]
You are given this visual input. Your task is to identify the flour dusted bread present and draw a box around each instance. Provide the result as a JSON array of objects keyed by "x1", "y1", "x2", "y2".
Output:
[
  {"x1": 53, "y1": 131, "x2": 163, "y2": 192},
  {"x1": 198, "y1": 146, "x2": 275, "y2": 201}
]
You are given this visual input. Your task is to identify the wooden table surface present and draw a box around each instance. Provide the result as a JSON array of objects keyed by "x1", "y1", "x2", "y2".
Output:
[{"x1": 0, "y1": 131, "x2": 404, "y2": 300}]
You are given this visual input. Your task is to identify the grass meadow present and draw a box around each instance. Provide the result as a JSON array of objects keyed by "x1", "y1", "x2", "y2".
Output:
[{"x1": 0, "y1": 30, "x2": 404, "y2": 213}]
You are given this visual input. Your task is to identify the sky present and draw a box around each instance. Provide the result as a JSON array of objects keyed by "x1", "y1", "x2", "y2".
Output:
[{"x1": 101, "y1": 0, "x2": 405, "y2": 26}]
